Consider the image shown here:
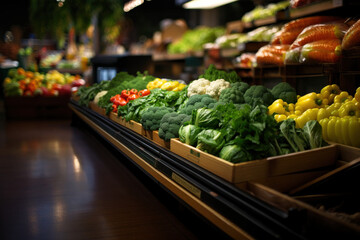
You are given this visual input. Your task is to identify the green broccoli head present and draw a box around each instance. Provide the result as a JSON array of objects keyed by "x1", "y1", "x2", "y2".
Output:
[
  {"x1": 140, "y1": 107, "x2": 174, "y2": 130},
  {"x1": 230, "y1": 81, "x2": 250, "y2": 94},
  {"x1": 219, "y1": 87, "x2": 245, "y2": 104},
  {"x1": 158, "y1": 112, "x2": 191, "y2": 142},
  {"x1": 243, "y1": 85, "x2": 275, "y2": 107},
  {"x1": 178, "y1": 94, "x2": 217, "y2": 115},
  {"x1": 271, "y1": 82, "x2": 297, "y2": 104}
]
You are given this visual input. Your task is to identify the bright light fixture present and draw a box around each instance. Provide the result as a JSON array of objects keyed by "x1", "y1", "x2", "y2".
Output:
[{"x1": 183, "y1": 0, "x2": 238, "y2": 9}]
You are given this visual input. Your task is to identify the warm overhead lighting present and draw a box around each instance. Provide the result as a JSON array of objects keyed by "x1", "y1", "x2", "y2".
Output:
[
  {"x1": 183, "y1": 0, "x2": 238, "y2": 9},
  {"x1": 124, "y1": 0, "x2": 144, "y2": 12}
]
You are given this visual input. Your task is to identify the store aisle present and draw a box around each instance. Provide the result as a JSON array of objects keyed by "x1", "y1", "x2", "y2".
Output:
[{"x1": 0, "y1": 119, "x2": 227, "y2": 240}]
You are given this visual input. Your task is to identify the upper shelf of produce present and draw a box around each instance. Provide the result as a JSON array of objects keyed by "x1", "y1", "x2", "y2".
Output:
[
  {"x1": 242, "y1": 0, "x2": 360, "y2": 30},
  {"x1": 290, "y1": 0, "x2": 347, "y2": 19}
]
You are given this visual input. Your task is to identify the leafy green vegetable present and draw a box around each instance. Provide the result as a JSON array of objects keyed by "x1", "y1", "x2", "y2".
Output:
[
  {"x1": 199, "y1": 64, "x2": 241, "y2": 83},
  {"x1": 78, "y1": 80, "x2": 111, "y2": 107},
  {"x1": 271, "y1": 82, "x2": 297, "y2": 104},
  {"x1": 158, "y1": 112, "x2": 191, "y2": 142},
  {"x1": 179, "y1": 124, "x2": 203, "y2": 146},
  {"x1": 196, "y1": 129, "x2": 225, "y2": 155},
  {"x1": 302, "y1": 120, "x2": 325, "y2": 149},
  {"x1": 216, "y1": 104, "x2": 278, "y2": 160},
  {"x1": 167, "y1": 27, "x2": 225, "y2": 54},
  {"x1": 270, "y1": 119, "x2": 326, "y2": 156},
  {"x1": 191, "y1": 108, "x2": 220, "y2": 129},
  {"x1": 219, "y1": 145, "x2": 251, "y2": 163},
  {"x1": 279, "y1": 118, "x2": 306, "y2": 152}
]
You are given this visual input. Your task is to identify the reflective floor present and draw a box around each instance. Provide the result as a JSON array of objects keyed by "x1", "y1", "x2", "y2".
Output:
[{"x1": 0, "y1": 117, "x2": 228, "y2": 240}]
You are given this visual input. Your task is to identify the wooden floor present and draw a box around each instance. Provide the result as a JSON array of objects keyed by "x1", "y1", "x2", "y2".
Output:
[{"x1": 0, "y1": 116, "x2": 230, "y2": 240}]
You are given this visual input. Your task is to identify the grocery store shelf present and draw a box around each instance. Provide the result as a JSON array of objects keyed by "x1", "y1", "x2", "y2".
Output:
[
  {"x1": 290, "y1": 0, "x2": 343, "y2": 19},
  {"x1": 69, "y1": 100, "x2": 306, "y2": 240}
]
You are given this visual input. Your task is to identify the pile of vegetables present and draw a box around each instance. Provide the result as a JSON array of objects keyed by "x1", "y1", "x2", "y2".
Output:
[
  {"x1": 77, "y1": 71, "x2": 155, "y2": 112},
  {"x1": 178, "y1": 103, "x2": 325, "y2": 163},
  {"x1": 241, "y1": 1, "x2": 289, "y2": 23},
  {"x1": 167, "y1": 26, "x2": 225, "y2": 54},
  {"x1": 3, "y1": 68, "x2": 84, "y2": 97},
  {"x1": 269, "y1": 84, "x2": 360, "y2": 148},
  {"x1": 75, "y1": 64, "x2": 336, "y2": 164},
  {"x1": 215, "y1": 25, "x2": 281, "y2": 49},
  {"x1": 251, "y1": 16, "x2": 360, "y2": 66},
  {"x1": 110, "y1": 88, "x2": 150, "y2": 113}
]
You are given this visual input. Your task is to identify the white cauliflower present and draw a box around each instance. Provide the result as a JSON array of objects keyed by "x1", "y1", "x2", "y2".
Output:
[
  {"x1": 94, "y1": 90, "x2": 108, "y2": 105},
  {"x1": 187, "y1": 78, "x2": 211, "y2": 97},
  {"x1": 205, "y1": 79, "x2": 231, "y2": 100}
]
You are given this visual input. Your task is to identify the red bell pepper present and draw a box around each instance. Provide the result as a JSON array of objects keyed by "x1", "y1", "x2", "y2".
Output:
[
  {"x1": 118, "y1": 98, "x2": 128, "y2": 106},
  {"x1": 110, "y1": 94, "x2": 121, "y2": 103},
  {"x1": 129, "y1": 89, "x2": 138, "y2": 94},
  {"x1": 139, "y1": 89, "x2": 151, "y2": 97},
  {"x1": 121, "y1": 89, "x2": 130, "y2": 99},
  {"x1": 128, "y1": 93, "x2": 139, "y2": 101},
  {"x1": 112, "y1": 104, "x2": 118, "y2": 113}
]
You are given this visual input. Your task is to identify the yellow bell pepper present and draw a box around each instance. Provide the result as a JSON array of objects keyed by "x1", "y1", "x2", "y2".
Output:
[
  {"x1": 338, "y1": 101, "x2": 360, "y2": 117},
  {"x1": 287, "y1": 114, "x2": 298, "y2": 119},
  {"x1": 348, "y1": 117, "x2": 360, "y2": 147},
  {"x1": 341, "y1": 116, "x2": 352, "y2": 145},
  {"x1": 268, "y1": 99, "x2": 295, "y2": 116},
  {"x1": 173, "y1": 83, "x2": 186, "y2": 91},
  {"x1": 146, "y1": 78, "x2": 167, "y2": 90},
  {"x1": 268, "y1": 99, "x2": 287, "y2": 115},
  {"x1": 334, "y1": 91, "x2": 353, "y2": 104},
  {"x1": 325, "y1": 116, "x2": 337, "y2": 143},
  {"x1": 355, "y1": 87, "x2": 360, "y2": 103},
  {"x1": 325, "y1": 102, "x2": 341, "y2": 117},
  {"x1": 296, "y1": 92, "x2": 328, "y2": 112},
  {"x1": 320, "y1": 84, "x2": 341, "y2": 104},
  {"x1": 320, "y1": 116, "x2": 360, "y2": 147},
  {"x1": 295, "y1": 108, "x2": 319, "y2": 128},
  {"x1": 317, "y1": 108, "x2": 330, "y2": 121},
  {"x1": 161, "y1": 81, "x2": 179, "y2": 91},
  {"x1": 274, "y1": 114, "x2": 287, "y2": 122},
  {"x1": 319, "y1": 118, "x2": 329, "y2": 140}
]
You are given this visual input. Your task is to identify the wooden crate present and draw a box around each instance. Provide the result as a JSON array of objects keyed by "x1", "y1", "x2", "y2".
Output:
[
  {"x1": 89, "y1": 101, "x2": 107, "y2": 117},
  {"x1": 245, "y1": 145, "x2": 360, "y2": 238},
  {"x1": 143, "y1": 129, "x2": 153, "y2": 140},
  {"x1": 109, "y1": 112, "x2": 127, "y2": 127},
  {"x1": 171, "y1": 139, "x2": 338, "y2": 184},
  {"x1": 125, "y1": 120, "x2": 144, "y2": 135},
  {"x1": 153, "y1": 131, "x2": 170, "y2": 149}
]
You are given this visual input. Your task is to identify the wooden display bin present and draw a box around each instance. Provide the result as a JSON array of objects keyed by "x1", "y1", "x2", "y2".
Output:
[
  {"x1": 153, "y1": 131, "x2": 170, "y2": 149},
  {"x1": 171, "y1": 138, "x2": 340, "y2": 184},
  {"x1": 89, "y1": 101, "x2": 107, "y2": 117},
  {"x1": 245, "y1": 144, "x2": 360, "y2": 238},
  {"x1": 125, "y1": 120, "x2": 144, "y2": 135},
  {"x1": 109, "y1": 112, "x2": 127, "y2": 127}
]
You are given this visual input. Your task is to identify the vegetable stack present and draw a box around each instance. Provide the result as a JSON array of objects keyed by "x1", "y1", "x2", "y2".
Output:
[{"x1": 269, "y1": 84, "x2": 360, "y2": 148}]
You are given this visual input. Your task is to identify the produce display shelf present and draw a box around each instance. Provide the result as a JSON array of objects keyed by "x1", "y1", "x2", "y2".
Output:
[
  {"x1": 69, "y1": 100, "x2": 306, "y2": 240},
  {"x1": 289, "y1": 0, "x2": 352, "y2": 19}
]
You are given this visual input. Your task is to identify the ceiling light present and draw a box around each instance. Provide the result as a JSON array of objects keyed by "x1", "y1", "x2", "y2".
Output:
[
  {"x1": 124, "y1": 0, "x2": 144, "y2": 12},
  {"x1": 183, "y1": 0, "x2": 238, "y2": 9}
]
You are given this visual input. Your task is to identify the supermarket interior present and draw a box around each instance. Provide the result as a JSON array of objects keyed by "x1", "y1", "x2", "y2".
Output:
[{"x1": 1, "y1": 0, "x2": 360, "y2": 239}]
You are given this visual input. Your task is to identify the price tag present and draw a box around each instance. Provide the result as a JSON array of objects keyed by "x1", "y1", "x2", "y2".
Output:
[{"x1": 333, "y1": 0, "x2": 343, "y2": 7}]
